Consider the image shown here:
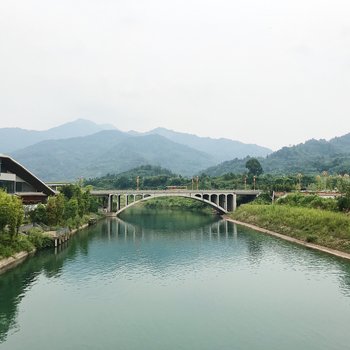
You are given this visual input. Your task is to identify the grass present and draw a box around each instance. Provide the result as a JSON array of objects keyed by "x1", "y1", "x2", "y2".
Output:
[{"x1": 231, "y1": 204, "x2": 350, "y2": 254}]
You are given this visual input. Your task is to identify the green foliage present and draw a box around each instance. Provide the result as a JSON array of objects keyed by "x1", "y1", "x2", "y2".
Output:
[
  {"x1": 85, "y1": 165, "x2": 185, "y2": 190},
  {"x1": 29, "y1": 184, "x2": 97, "y2": 228},
  {"x1": 231, "y1": 204, "x2": 350, "y2": 253},
  {"x1": 142, "y1": 197, "x2": 214, "y2": 213},
  {"x1": 46, "y1": 194, "x2": 65, "y2": 226},
  {"x1": 0, "y1": 233, "x2": 34, "y2": 258},
  {"x1": 0, "y1": 185, "x2": 98, "y2": 258},
  {"x1": 337, "y1": 176, "x2": 350, "y2": 212},
  {"x1": 29, "y1": 204, "x2": 48, "y2": 225},
  {"x1": 250, "y1": 193, "x2": 272, "y2": 205},
  {"x1": 27, "y1": 228, "x2": 53, "y2": 249},
  {"x1": 245, "y1": 158, "x2": 263, "y2": 176},
  {"x1": 338, "y1": 196, "x2": 350, "y2": 212},
  {"x1": 0, "y1": 190, "x2": 24, "y2": 237},
  {"x1": 64, "y1": 198, "x2": 79, "y2": 220},
  {"x1": 277, "y1": 193, "x2": 338, "y2": 211},
  {"x1": 203, "y1": 135, "x2": 350, "y2": 177}
]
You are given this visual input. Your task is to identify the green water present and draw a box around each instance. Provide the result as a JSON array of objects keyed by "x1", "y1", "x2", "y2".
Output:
[{"x1": 1, "y1": 208, "x2": 350, "y2": 350}]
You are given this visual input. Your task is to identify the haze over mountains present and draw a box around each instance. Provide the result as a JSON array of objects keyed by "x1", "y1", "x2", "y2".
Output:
[
  {"x1": 203, "y1": 134, "x2": 350, "y2": 176},
  {"x1": 0, "y1": 119, "x2": 115, "y2": 153},
  {"x1": 1, "y1": 119, "x2": 271, "y2": 180},
  {"x1": 2, "y1": 119, "x2": 350, "y2": 180}
]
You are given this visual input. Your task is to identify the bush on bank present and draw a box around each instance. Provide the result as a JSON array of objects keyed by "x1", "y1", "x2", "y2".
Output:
[
  {"x1": 231, "y1": 204, "x2": 350, "y2": 254},
  {"x1": 0, "y1": 185, "x2": 100, "y2": 259},
  {"x1": 29, "y1": 185, "x2": 99, "y2": 228},
  {"x1": 276, "y1": 193, "x2": 338, "y2": 211}
]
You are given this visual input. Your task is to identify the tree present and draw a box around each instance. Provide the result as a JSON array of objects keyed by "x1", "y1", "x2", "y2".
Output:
[
  {"x1": 245, "y1": 158, "x2": 263, "y2": 176},
  {"x1": 46, "y1": 194, "x2": 65, "y2": 226},
  {"x1": 30, "y1": 204, "x2": 48, "y2": 225},
  {"x1": 0, "y1": 190, "x2": 24, "y2": 237}
]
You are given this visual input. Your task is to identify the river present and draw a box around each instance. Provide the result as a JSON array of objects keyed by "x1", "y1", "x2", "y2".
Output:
[{"x1": 1, "y1": 208, "x2": 350, "y2": 350}]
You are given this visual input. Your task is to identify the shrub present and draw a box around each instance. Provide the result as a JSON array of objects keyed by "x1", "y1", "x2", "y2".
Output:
[
  {"x1": 277, "y1": 193, "x2": 337, "y2": 211},
  {"x1": 305, "y1": 235, "x2": 318, "y2": 243},
  {"x1": 27, "y1": 228, "x2": 53, "y2": 249},
  {"x1": 0, "y1": 233, "x2": 34, "y2": 258}
]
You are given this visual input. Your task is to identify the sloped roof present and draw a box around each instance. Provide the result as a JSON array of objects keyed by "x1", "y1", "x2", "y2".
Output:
[{"x1": 0, "y1": 154, "x2": 55, "y2": 196}]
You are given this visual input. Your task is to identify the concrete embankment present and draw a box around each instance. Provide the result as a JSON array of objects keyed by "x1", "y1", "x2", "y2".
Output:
[
  {"x1": 225, "y1": 216, "x2": 350, "y2": 261},
  {"x1": 0, "y1": 250, "x2": 35, "y2": 274}
]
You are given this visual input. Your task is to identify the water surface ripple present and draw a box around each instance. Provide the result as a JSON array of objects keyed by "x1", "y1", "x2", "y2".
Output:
[{"x1": 1, "y1": 208, "x2": 350, "y2": 350}]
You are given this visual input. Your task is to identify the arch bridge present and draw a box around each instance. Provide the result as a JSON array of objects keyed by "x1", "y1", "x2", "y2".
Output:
[{"x1": 91, "y1": 189, "x2": 261, "y2": 216}]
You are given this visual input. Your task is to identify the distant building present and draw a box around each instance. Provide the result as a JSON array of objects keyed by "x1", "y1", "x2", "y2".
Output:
[
  {"x1": 46, "y1": 182, "x2": 71, "y2": 191},
  {"x1": 0, "y1": 154, "x2": 55, "y2": 204}
]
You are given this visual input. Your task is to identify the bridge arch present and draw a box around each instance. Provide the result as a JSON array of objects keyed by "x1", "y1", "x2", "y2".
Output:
[
  {"x1": 91, "y1": 189, "x2": 261, "y2": 216},
  {"x1": 115, "y1": 193, "x2": 227, "y2": 215}
]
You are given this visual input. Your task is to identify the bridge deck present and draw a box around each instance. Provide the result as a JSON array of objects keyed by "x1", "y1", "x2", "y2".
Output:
[{"x1": 91, "y1": 189, "x2": 261, "y2": 196}]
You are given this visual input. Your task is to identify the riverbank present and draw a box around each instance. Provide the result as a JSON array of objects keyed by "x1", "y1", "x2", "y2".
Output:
[
  {"x1": 0, "y1": 218, "x2": 98, "y2": 274},
  {"x1": 227, "y1": 204, "x2": 350, "y2": 259}
]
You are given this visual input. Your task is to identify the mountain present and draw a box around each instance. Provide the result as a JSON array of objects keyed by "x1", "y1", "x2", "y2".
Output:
[
  {"x1": 0, "y1": 119, "x2": 116, "y2": 153},
  {"x1": 11, "y1": 131, "x2": 216, "y2": 181},
  {"x1": 202, "y1": 134, "x2": 350, "y2": 176},
  {"x1": 146, "y1": 127, "x2": 272, "y2": 161}
]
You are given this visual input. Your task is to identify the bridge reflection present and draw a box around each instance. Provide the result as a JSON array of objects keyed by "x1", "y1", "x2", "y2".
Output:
[{"x1": 103, "y1": 217, "x2": 239, "y2": 242}]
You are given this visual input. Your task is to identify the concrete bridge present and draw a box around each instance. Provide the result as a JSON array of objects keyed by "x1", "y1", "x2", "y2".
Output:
[{"x1": 91, "y1": 189, "x2": 261, "y2": 215}]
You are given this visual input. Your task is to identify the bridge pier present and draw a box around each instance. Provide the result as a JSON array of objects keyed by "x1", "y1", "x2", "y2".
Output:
[
  {"x1": 117, "y1": 195, "x2": 121, "y2": 211},
  {"x1": 107, "y1": 194, "x2": 113, "y2": 212},
  {"x1": 92, "y1": 189, "x2": 259, "y2": 215}
]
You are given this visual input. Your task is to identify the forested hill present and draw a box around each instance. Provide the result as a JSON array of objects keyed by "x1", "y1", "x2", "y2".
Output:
[
  {"x1": 11, "y1": 131, "x2": 216, "y2": 180},
  {"x1": 202, "y1": 134, "x2": 350, "y2": 176},
  {"x1": 84, "y1": 165, "x2": 182, "y2": 189},
  {"x1": 145, "y1": 127, "x2": 272, "y2": 161}
]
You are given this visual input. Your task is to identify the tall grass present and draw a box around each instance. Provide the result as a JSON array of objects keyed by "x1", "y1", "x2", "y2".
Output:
[{"x1": 231, "y1": 204, "x2": 350, "y2": 253}]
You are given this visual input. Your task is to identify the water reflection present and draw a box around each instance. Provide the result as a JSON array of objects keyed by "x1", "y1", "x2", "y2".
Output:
[
  {"x1": 1, "y1": 209, "x2": 350, "y2": 349},
  {"x1": 0, "y1": 213, "x2": 235, "y2": 343}
]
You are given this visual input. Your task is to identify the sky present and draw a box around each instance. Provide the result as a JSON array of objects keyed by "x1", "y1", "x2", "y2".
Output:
[{"x1": 0, "y1": 0, "x2": 349, "y2": 150}]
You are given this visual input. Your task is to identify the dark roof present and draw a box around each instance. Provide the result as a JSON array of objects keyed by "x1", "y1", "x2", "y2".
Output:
[{"x1": 0, "y1": 154, "x2": 55, "y2": 196}]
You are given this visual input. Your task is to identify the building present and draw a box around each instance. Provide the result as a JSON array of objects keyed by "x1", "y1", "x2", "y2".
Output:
[{"x1": 0, "y1": 154, "x2": 55, "y2": 204}]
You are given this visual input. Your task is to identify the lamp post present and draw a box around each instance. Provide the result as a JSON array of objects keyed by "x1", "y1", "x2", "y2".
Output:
[
  {"x1": 297, "y1": 173, "x2": 302, "y2": 191},
  {"x1": 136, "y1": 176, "x2": 140, "y2": 191},
  {"x1": 196, "y1": 176, "x2": 199, "y2": 190},
  {"x1": 253, "y1": 176, "x2": 256, "y2": 190}
]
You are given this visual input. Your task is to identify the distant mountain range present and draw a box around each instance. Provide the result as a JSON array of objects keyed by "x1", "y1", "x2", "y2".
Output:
[
  {"x1": 1, "y1": 119, "x2": 272, "y2": 180},
  {"x1": 0, "y1": 119, "x2": 115, "y2": 153},
  {"x1": 202, "y1": 134, "x2": 350, "y2": 176},
  {"x1": 3, "y1": 118, "x2": 349, "y2": 180},
  {"x1": 139, "y1": 127, "x2": 271, "y2": 162}
]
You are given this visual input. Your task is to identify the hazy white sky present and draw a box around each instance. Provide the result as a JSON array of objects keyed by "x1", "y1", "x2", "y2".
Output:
[{"x1": 0, "y1": 0, "x2": 349, "y2": 150}]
